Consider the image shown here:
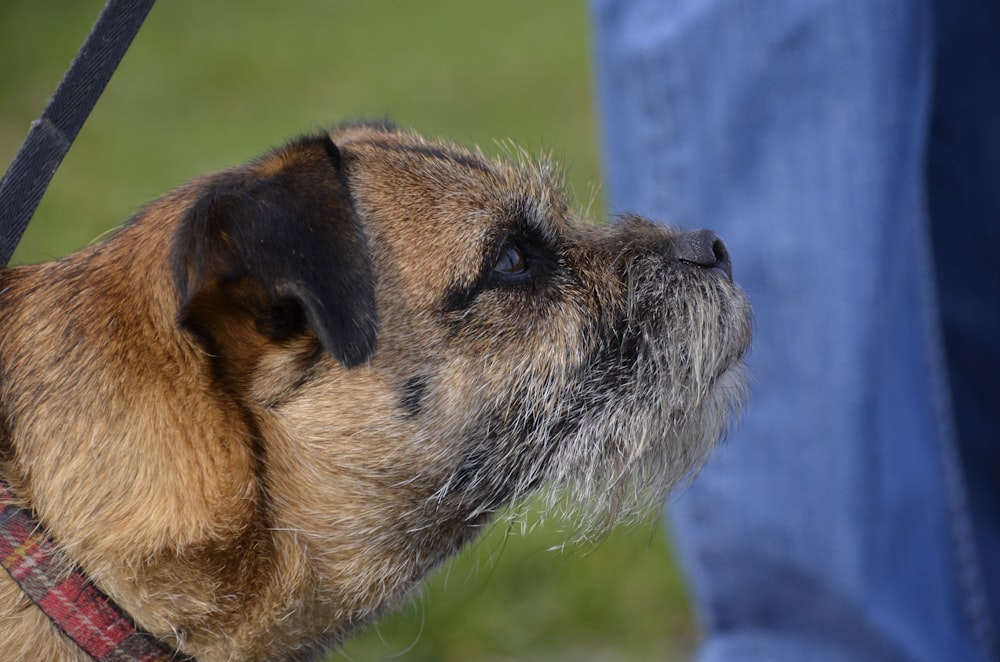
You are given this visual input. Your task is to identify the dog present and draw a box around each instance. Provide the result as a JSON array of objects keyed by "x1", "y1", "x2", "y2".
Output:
[{"x1": 0, "y1": 122, "x2": 751, "y2": 661}]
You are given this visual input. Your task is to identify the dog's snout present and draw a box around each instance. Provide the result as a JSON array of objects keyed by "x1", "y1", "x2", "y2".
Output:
[{"x1": 669, "y1": 229, "x2": 733, "y2": 280}]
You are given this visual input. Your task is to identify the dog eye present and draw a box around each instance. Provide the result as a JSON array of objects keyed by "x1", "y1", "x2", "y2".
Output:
[{"x1": 493, "y1": 244, "x2": 527, "y2": 277}]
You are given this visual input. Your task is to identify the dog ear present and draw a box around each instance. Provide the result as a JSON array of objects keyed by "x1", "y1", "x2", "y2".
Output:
[{"x1": 172, "y1": 134, "x2": 378, "y2": 368}]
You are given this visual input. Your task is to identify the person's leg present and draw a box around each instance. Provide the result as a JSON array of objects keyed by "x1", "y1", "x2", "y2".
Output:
[
  {"x1": 591, "y1": 1, "x2": 994, "y2": 660},
  {"x1": 927, "y1": 0, "x2": 1000, "y2": 637}
]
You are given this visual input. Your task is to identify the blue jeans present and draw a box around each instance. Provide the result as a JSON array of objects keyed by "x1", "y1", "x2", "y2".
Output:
[{"x1": 591, "y1": 1, "x2": 1000, "y2": 660}]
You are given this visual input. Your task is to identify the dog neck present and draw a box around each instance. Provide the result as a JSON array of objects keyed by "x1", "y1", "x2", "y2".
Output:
[
  {"x1": 0, "y1": 479, "x2": 189, "y2": 660},
  {"x1": 0, "y1": 227, "x2": 378, "y2": 658},
  {"x1": 0, "y1": 241, "x2": 292, "y2": 658}
]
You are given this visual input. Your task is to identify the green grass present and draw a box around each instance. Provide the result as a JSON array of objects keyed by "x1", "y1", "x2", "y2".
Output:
[
  {"x1": 0, "y1": 2, "x2": 697, "y2": 659},
  {"x1": 339, "y1": 511, "x2": 696, "y2": 662}
]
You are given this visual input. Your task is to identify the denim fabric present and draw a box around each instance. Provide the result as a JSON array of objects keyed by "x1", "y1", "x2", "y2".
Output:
[{"x1": 591, "y1": 1, "x2": 999, "y2": 660}]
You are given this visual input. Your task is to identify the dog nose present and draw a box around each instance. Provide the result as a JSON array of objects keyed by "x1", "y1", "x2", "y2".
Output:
[{"x1": 669, "y1": 229, "x2": 733, "y2": 279}]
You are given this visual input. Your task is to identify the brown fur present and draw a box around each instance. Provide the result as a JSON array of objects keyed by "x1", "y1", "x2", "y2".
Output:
[{"x1": 0, "y1": 123, "x2": 751, "y2": 661}]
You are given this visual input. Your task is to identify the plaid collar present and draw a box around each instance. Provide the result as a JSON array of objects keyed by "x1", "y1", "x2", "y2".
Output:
[{"x1": 0, "y1": 479, "x2": 190, "y2": 661}]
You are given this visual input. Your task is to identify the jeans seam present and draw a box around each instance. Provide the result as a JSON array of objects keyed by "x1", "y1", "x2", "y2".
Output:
[{"x1": 917, "y1": 191, "x2": 997, "y2": 660}]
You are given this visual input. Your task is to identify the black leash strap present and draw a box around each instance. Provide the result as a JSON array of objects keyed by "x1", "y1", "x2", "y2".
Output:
[{"x1": 0, "y1": 0, "x2": 156, "y2": 266}]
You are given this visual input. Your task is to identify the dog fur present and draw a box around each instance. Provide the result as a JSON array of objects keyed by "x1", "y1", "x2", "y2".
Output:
[{"x1": 0, "y1": 123, "x2": 750, "y2": 661}]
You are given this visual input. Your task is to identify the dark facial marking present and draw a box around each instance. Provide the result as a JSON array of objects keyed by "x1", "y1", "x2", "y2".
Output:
[
  {"x1": 399, "y1": 374, "x2": 429, "y2": 417},
  {"x1": 441, "y1": 215, "x2": 562, "y2": 317}
]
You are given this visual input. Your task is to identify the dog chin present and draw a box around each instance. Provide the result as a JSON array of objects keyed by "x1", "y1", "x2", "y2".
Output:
[{"x1": 702, "y1": 360, "x2": 750, "y2": 446}]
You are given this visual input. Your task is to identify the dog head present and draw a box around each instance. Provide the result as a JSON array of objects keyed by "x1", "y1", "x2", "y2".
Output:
[
  {"x1": 168, "y1": 119, "x2": 749, "y2": 589},
  {"x1": 0, "y1": 122, "x2": 750, "y2": 657}
]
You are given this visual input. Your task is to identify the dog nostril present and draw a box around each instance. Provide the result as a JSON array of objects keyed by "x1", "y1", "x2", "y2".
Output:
[
  {"x1": 671, "y1": 229, "x2": 733, "y2": 280},
  {"x1": 711, "y1": 237, "x2": 731, "y2": 275}
]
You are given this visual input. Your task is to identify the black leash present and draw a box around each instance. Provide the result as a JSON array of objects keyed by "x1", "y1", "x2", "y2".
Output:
[{"x1": 0, "y1": 0, "x2": 156, "y2": 266}]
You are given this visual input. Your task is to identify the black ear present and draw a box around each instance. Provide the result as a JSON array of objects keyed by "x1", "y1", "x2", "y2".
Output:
[{"x1": 172, "y1": 134, "x2": 377, "y2": 367}]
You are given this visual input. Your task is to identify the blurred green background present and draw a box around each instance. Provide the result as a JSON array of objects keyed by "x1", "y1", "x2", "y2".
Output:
[{"x1": 0, "y1": 2, "x2": 697, "y2": 659}]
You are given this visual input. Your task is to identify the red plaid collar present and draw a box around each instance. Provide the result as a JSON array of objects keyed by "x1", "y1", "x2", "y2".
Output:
[{"x1": 0, "y1": 480, "x2": 190, "y2": 661}]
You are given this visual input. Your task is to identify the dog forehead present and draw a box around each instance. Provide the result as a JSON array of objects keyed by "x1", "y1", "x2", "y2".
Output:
[
  {"x1": 337, "y1": 128, "x2": 563, "y2": 233},
  {"x1": 336, "y1": 129, "x2": 503, "y2": 192}
]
